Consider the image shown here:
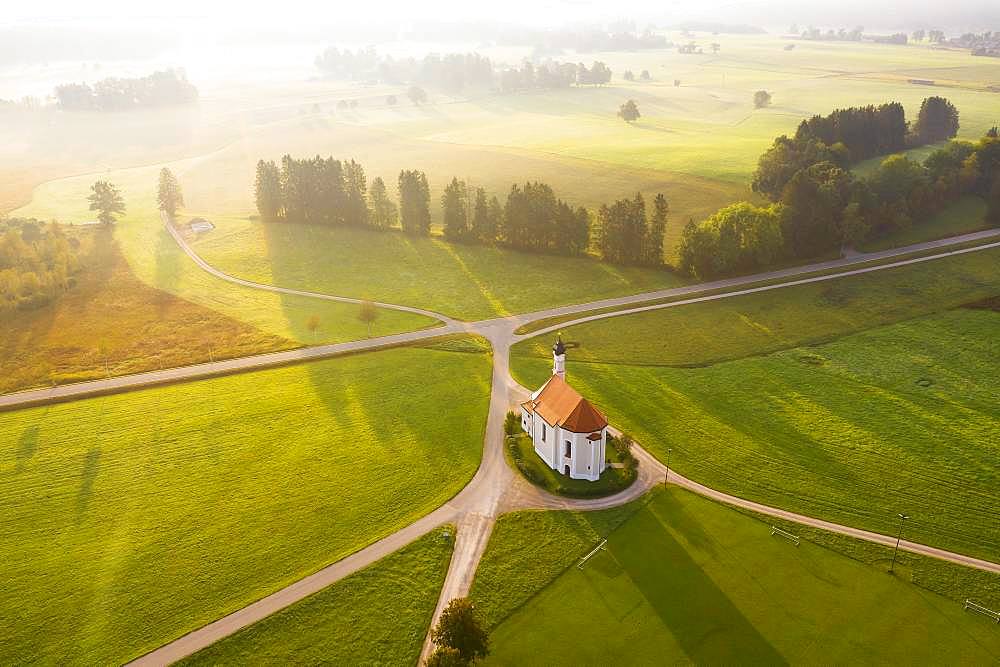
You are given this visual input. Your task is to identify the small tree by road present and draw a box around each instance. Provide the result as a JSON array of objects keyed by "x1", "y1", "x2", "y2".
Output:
[
  {"x1": 358, "y1": 300, "x2": 378, "y2": 337},
  {"x1": 618, "y1": 99, "x2": 641, "y2": 123},
  {"x1": 429, "y1": 598, "x2": 489, "y2": 665},
  {"x1": 88, "y1": 180, "x2": 125, "y2": 225}
]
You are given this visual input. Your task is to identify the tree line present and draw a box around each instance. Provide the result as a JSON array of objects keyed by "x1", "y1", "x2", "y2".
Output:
[
  {"x1": 254, "y1": 156, "x2": 670, "y2": 265},
  {"x1": 314, "y1": 45, "x2": 615, "y2": 94},
  {"x1": 679, "y1": 98, "x2": 1000, "y2": 279},
  {"x1": 0, "y1": 218, "x2": 81, "y2": 311},
  {"x1": 54, "y1": 69, "x2": 198, "y2": 111}
]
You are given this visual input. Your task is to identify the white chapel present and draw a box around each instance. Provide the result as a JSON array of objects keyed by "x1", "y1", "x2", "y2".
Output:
[{"x1": 519, "y1": 337, "x2": 609, "y2": 481}]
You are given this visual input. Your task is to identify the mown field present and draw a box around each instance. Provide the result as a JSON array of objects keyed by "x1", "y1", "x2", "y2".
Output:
[
  {"x1": 183, "y1": 530, "x2": 454, "y2": 666},
  {"x1": 478, "y1": 489, "x2": 1000, "y2": 665},
  {"x1": 514, "y1": 305, "x2": 1000, "y2": 560},
  {"x1": 0, "y1": 340, "x2": 490, "y2": 664}
]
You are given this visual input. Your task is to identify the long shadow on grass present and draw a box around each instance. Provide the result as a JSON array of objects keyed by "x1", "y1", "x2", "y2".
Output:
[
  {"x1": 16, "y1": 424, "x2": 39, "y2": 472},
  {"x1": 611, "y1": 504, "x2": 787, "y2": 665},
  {"x1": 75, "y1": 447, "x2": 101, "y2": 522}
]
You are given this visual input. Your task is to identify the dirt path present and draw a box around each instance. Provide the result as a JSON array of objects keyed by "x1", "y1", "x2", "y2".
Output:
[{"x1": 6, "y1": 219, "x2": 994, "y2": 665}]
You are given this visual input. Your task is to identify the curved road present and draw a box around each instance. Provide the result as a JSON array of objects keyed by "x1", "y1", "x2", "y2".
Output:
[{"x1": 5, "y1": 220, "x2": 998, "y2": 665}]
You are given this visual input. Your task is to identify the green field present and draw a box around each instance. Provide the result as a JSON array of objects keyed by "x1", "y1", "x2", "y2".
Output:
[
  {"x1": 183, "y1": 530, "x2": 454, "y2": 666},
  {"x1": 514, "y1": 246, "x2": 1000, "y2": 367},
  {"x1": 0, "y1": 340, "x2": 490, "y2": 664},
  {"x1": 479, "y1": 489, "x2": 1000, "y2": 665},
  {"x1": 15, "y1": 180, "x2": 439, "y2": 342},
  {"x1": 858, "y1": 195, "x2": 993, "y2": 252},
  {"x1": 514, "y1": 306, "x2": 1000, "y2": 560},
  {"x1": 193, "y1": 219, "x2": 686, "y2": 320}
]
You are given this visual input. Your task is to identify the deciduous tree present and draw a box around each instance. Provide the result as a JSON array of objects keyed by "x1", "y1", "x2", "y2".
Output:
[
  {"x1": 358, "y1": 300, "x2": 378, "y2": 337},
  {"x1": 88, "y1": 180, "x2": 125, "y2": 226},
  {"x1": 157, "y1": 168, "x2": 184, "y2": 217},
  {"x1": 368, "y1": 176, "x2": 397, "y2": 229},
  {"x1": 617, "y1": 99, "x2": 640, "y2": 123},
  {"x1": 430, "y1": 598, "x2": 489, "y2": 664}
]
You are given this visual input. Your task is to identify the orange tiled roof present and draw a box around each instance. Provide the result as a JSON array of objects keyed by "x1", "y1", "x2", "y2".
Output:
[{"x1": 521, "y1": 375, "x2": 607, "y2": 433}]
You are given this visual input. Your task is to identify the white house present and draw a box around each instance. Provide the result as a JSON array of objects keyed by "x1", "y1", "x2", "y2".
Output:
[{"x1": 519, "y1": 337, "x2": 608, "y2": 482}]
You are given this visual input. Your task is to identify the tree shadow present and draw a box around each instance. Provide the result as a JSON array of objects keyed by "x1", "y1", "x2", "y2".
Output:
[
  {"x1": 75, "y1": 447, "x2": 101, "y2": 523},
  {"x1": 612, "y1": 506, "x2": 787, "y2": 665},
  {"x1": 15, "y1": 424, "x2": 39, "y2": 473}
]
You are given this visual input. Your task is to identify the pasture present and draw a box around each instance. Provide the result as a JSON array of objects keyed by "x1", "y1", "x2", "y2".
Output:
[
  {"x1": 14, "y1": 179, "x2": 439, "y2": 342},
  {"x1": 480, "y1": 489, "x2": 1000, "y2": 665},
  {"x1": 513, "y1": 308, "x2": 1000, "y2": 560},
  {"x1": 0, "y1": 229, "x2": 293, "y2": 394},
  {"x1": 0, "y1": 340, "x2": 490, "y2": 664},
  {"x1": 512, "y1": 245, "x2": 1000, "y2": 367},
  {"x1": 183, "y1": 530, "x2": 454, "y2": 666}
]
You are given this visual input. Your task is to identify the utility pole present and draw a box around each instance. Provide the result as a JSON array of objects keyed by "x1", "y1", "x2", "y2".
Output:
[
  {"x1": 664, "y1": 447, "x2": 673, "y2": 486},
  {"x1": 889, "y1": 513, "x2": 909, "y2": 573}
]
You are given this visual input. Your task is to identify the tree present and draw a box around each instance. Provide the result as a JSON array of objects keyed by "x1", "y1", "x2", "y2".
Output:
[
  {"x1": 358, "y1": 300, "x2": 378, "y2": 337},
  {"x1": 343, "y1": 160, "x2": 369, "y2": 226},
  {"x1": 640, "y1": 69, "x2": 651, "y2": 80},
  {"x1": 617, "y1": 99, "x2": 640, "y2": 123},
  {"x1": 368, "y1": 176, "x2": 397, "y2": 229},
  {"x1": 623, "y1": 69, "x2": 635, "y2": 81},
  {"x1": 987, "y1": 126, "x2": 998, "y2": 139},
  {"x1": 431, "y1": 598, "x2": 489, "y2": 664},
  {"x1": 677, "y1": 202, "x2": 786, "y2": 278},
  {"x1": 780, "y1": 161, "x2": 853, "y2": 257},
  {"x1": 407, "y1": 85, "x2": 428, "y2": 105},
  {"x1": 645, "y1": 194, "x2": 668, "y2": 265},
  {"x1": 912, "y1": 29, "x2": 926, "y2": 42},
  {"x1": 398, "y1": 170, "x2": 431, "y2": 235},
  {"x1": 753, "y1": 90, "x2": 772, "y2": 109},
  {"x1": 986, "y1": 175, "x2": 1000, "y2": 223},
  {"x1": 913, "y1": 96, "x2": 960, "y2": 144},
  {"x1": 711, "y1": 42, "x2": 721, "y2": 54},
  {"x1": 157, "y1": 168, "x2": 184, "y2": 217},
  {"x1": 425, "y1": 646, "x2": 465, "y2": 667},
  {"x1": 254, "y1": 160, "x2": 283, "y2": 222},
  {"x1": 88, "y1": 180, "x2": 125, "y2": 226},
  {"x1": 306, "y1": 314, "x2": 320, "y2": 341},
  {"x1": 442, "y1": 177, "x2": 470, "y2": 241},
  {"x1": 470, "y1": 187, "x2": 497, "y2": 242}
]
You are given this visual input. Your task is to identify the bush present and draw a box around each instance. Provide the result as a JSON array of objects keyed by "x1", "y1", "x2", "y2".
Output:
[{"x1": 503, "y1": 410, "x2": 520, "y2": 437}]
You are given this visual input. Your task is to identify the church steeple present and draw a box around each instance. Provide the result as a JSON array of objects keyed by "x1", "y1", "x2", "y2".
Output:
[{"x1": 552, "y1": 335, "x2": 566, "y2": 379}]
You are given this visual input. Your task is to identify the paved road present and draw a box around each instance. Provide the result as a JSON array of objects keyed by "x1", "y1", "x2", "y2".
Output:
[{"x1": 8, "y1": 220, "x2": 995, "y2": 665}]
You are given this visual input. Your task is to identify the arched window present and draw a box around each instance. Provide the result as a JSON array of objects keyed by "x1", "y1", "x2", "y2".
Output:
[{"x1": 564, "y1": 441, "x2": 572, "y2": 457}]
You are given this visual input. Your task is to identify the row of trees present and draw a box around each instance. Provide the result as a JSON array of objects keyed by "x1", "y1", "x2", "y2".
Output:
[
  {"x1": 0, "y1": 219, "x2": 81, "y2": 311},
  {"x1": 255, "y1": 156, "x2": 671, "y2": 265},
  {"x1": 680, "y1": 118, "x2": 1000, "y2": 279},
  {"x1": 314, "y1": 45, "x2": 619, "y2": 94},
  {"x1": 54, "y1": 69, "x2": 198, "y2": 111}
]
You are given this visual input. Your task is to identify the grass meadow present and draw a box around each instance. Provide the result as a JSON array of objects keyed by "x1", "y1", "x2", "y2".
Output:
[
  {"x1": 183, "y1": 530, "x2": 454, "y2": 666},
  {"x1": 0, "y1": 340, "x2": 490, "y2": 664},
  {"x1": 513, "y1": 307, "x2": 1000, "y2": 560},
  {"x1": 0, "y1": 229, "x2": 295, "y2": 394},
  {"x1": 478, "y1": 488, "x2": 1000, "y2": 665},
  {"x1": 513, "y1": 246, "x2": 1000, "y2": 367},
  {"x1": 193, "y1": 219, "x2": 685, "y2": 320},
  {"x1": 15, "y1": 177, "x2": 439, "y2": 343}
]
